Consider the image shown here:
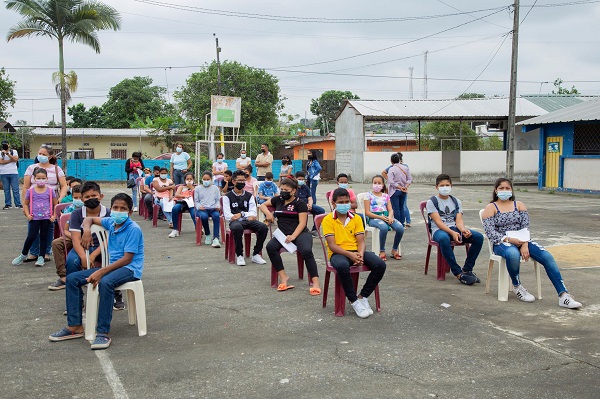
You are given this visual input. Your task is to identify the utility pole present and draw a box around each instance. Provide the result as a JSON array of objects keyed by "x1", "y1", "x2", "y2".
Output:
[
  {"x1": 506, "y1": 0, "x2": 519, "y2": 180},
  {"x1": 423, "y1": 51, "x2": 428, "y2": 99},
  {"x1": 213, "y1": 33, "x2": 223, "y2": 158},
  {"x1": 409, "y1": 67, "x2": 414, "y2": 99}
]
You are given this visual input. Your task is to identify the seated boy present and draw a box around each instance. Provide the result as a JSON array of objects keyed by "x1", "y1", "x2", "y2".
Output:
[
  {"x1": 143, "y1": 166, "x2": 164, "y2": 220},
  {"x1": 49, "y1": 193, "x2": 144, "y2": 350},
  {"x1": 426, "y1": 174, "x2": 484, "y2": 285},
  {"x1": 222, "y1": 170, "x2": 268, "y2": 266},
  {"x1": 257, "y1": 172, "x2": 279, "y2": 204},
  {"x1": 222, "y1": 170, "x2": 234, "y2": 194},
  {"x1": 61, "y1": 178, "x2": 83, "y2": 203},
  {"x1": 48, "y1": 185, "x2": 83, "y2": 290},
  {"x1": 321, "y1": 188, "x2": 386, "y2": 318},
  {"x1": 295, "y1": 171, "x2": 325, "y2": 236},
  {"x1": 328, "y1": 173, "x2": 358, "y2": 211}
]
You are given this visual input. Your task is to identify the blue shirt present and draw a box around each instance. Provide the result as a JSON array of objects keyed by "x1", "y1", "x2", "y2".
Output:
[
  {"x1": 297, "y1": 184, "x2": 310, "y2": 203},
  {"x1": 101, "y1": 217, "x2": 145, "y2": 279},
  {"x1": 170, "y1": 152, "x2": 190, "y2": 171},
  {"x1": 258, "y1": 181, "x2": 279, "y2": 204},
  {"x1": 144, "y1": 174, "x2": 154, "y2": 187}
]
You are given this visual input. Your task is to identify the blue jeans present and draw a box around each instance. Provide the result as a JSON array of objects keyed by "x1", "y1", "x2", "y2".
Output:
[
  {"x1": 65, "y1": 245, "x2": 99, "y2": 275},
  {"x1": 172, "y1": 203, "x2": 196, "y2": 230},
  {"x1": 493, "y1": 241, "x2": 568, "y2": 296},
  {"x1": 1, "y1": 174, "x2": 21, "y2": 207},
  {"x1": 309, "y1": 204, "x2": 325, "y2": 231},
  {"x1": 368, "y1": 218, "x2": 404, "y2": 252},
  {"x1": 128, "y1": 172, "x2": 139, "y2": 207},
  {"x1": 330, "y1": 252, "x2": 386, "y2": 303},
  {"x1": 156, "y1": 198, "x2": 172, "y2": 223},
  {"x1": 310, "y1": 179, "x2": 318, "y2": 204},
  {"x1": 173, "y1": 169, "x2": 185, "y2": 185},
  {"x1": 66, "y1": 267, "x2": 136, "y2": 333},
  {"x1": 390, "y1": 190, "x2": 406, "y2": 226},
  {"x1": 403, "y1": 199, "x2": 411, "y2": 224},
  {"x1": 29, "y1": 222, "x2": 54, "y2": 256},
  {"x1": 432, "y1": 227, "x2": 484, "y2": 276},
  {"x1": 198, "y1": 208, "x2": 220, "y2": 238}
]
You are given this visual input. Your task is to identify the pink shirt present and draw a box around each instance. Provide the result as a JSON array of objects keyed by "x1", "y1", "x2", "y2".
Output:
[{"x1": 24, "y1": 164, "x2": 65, "y2": 193}]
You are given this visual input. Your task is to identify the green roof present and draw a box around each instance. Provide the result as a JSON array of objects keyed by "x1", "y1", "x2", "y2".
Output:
[{"x1": 520, "y1": 95, "x2": 588, "y2": 112}]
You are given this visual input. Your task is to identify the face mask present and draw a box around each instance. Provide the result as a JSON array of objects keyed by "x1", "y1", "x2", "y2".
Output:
[
  {"x1": 262, "y1": 148, "x2": 267, "y2": 153},
  {"x1": 84, "y1": 198, "x2": 101, "y2": 209},
  {"x1": 297, "y1": 180, "x2": 305, "y2": 186},
  {"x1": 37, "y1": 155, "x2": 49, "y2": 164},
  {"x1": 372, "y1": 184, "x2": 383, "y2": 193},
  {"x1": 73, "y1": 199, "x2": 84, "y2": 208},
  {"x1": 235, "y1": 182, "x2": 246, "y2": 190},
  {"x1": 264, "y1": 181, "x2": 273, "y2": 187},
  {"x1": 338, "y1": 183, "x2": 348, "y2": 189},
  {"x1": 280, "y1": 191, "x2": 292, "y2": 200},
  {"x1": 110, "y1": 211, "x2": 129, "y2": 225},
  {"x1": 186, "y1": 180, "x2": 194, "y2": 185},
  {"x1": 202, "y1": 180, "x2": 211, "y2": 187},
  {"x1": 217, "y1": 159, "x2": 223, "y2": 163},
  {"x1": 160, "y1": 174, "x2": 168, "y2": 180},
  {"x1": 176, "y1": 147, "x2": 183, "y2": 153},
  {"x1": 438, "y1": 186, "x2": 452, "y2": 196},
  {"x1": 241, "y1": 154, "x2": 246, "y2": 159},
  {"x1": 335, "y1": 203, "x2": 351, "y2": 215},
  {"x1": 497, "y1": 191, "x2": 512, "y2": 201},
  {"x1": 36, "y1": 179, "x2": 47, "y2": 187}
]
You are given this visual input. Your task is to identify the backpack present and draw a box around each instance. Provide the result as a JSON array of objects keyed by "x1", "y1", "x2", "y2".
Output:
[{"x1": 427, "y1": 195, "x2": 459, "y2": 233}]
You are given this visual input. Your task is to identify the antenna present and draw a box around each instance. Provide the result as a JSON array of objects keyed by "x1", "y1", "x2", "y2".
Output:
[
  {"x1": 423, "y1": 51, "x2": 428, "y2": 99},
  {"x1": 409, "y1": 67, "x2": 414, "y2": 99}
]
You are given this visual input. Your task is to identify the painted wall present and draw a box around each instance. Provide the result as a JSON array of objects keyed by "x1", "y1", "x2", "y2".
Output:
[
  {"x1": 563, "y1": 158, "x2": 600, "y2": 191},
  {"x1": 335, "y1": 106, "x2": 365, "y2": 181},
  {"x1": 363, "y1": 151, "x2": 442, "y2": 183},
  {"x1": 461, "y1": 150, "x2": 538, "y2": 182},
  {"x1": 292, "y1": 141, "x2": 336, "y2": 160}
]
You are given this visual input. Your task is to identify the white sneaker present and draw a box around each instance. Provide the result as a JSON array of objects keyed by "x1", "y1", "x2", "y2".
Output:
[
  {"x1": 236, "y1": 256, "x2": 246, "y2": 266},
  {"x1": 351, "y1": 299, "x2": 370, "y2": 318},
  {"x1": 559, "y1": 293, "x2": 582, "y2": 309},
  {"x1": 360, "y1": 297, "x2": 374, "y2": 316},
  {"x1": 204, "y1": 235, "x2": 212, "y2": 245},
  {"x1": 513, "y1": 285, "x2": 535, "y2": 302},
  {"x1": 211, "y1": 238, "x2": 221, "y2": 248},
  {"x1": 168, "y1": 230, "x2": 179, "y2": 238},
  {"x1": 133, "y1": 207, "x2": 138, "y2": 212},
  {"x1": 251, "y1": 254, "x2": 267, "y2": 264}
]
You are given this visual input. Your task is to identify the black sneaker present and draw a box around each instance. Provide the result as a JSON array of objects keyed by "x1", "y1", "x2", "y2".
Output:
[
  {"x1": 311, "y1": 230, "x2": 318, "y2": 238},
  {"x1": 113, "y1": 290, "x2": 125, "y2": 310},
  {"x1": 48, "y1": 279, "x2": 66, "y2": 290},
  {"x1": 16, "y1": 205, "x2": 23, "y2": 209},
  {"x1": 462, "y1": 270, "x2": 481, "y2": 283},
  {"x1": 458, "y1": 273, "x2": 477, "y2": 285},
  {"x1": 2, "y1": 205, "x2": 11, "y2": 210}
]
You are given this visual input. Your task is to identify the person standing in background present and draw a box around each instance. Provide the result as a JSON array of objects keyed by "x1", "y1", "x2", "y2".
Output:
[
  {"x1": 236, "y1": 149, "x2": 251, "y2": 170},
  {"x1": 306, "y1": 150, "x2": 322, "y2": 205},
  {"x1": 255, "y1": 143, "x2": 273, "y2": 181},
  {"x1": 0, "y1": 140, "x2": 22, "y2": 210},
  {"x1": 124, "y1": 151, "x2": 144, "y2": 212},
  {"x1": 278, "y1": 155, "x2": 293, "y2": 183},
  {"x1": 170, "y1": 143, "x2": 192, "y2": 186},
  {"x1": 382, "y1": 152, "x2": 412, "y2": 227},
  {"x1": 387, "y1": 153, "x2": 412, "y2": 229}
]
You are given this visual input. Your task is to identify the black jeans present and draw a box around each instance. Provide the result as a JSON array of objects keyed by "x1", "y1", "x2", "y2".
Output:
[
  {"x1": 266, "y1": 231, "x2": 319, "y2": 277},
  {"x1": 144, "y1": 193, "x2": 164, "y2": 219},
  {"x1": 173, "y1": 169, "x2": 186, "y2": 185},
  {"x1": 229, "y1": 220, "x2": 268, "y2": 257},
  {"x1": 22, "y1": 219, "x2": 51, "y2": 258},
  {"x1": 330, "y1": 251, "x2": 386, "y2": 303}
]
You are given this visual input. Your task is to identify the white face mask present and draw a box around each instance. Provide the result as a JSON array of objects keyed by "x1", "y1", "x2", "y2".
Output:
[
  {"x1": 241, "y1": 154, "x2": 247, "y2": 159},
  {"x1": 438, "y1": 186, "x2": 452, "y2": 196}
]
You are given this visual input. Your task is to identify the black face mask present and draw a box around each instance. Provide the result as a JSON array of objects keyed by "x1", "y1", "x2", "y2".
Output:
[
  {"x1": 280, "y1": 191, "x2": 292, "y2": 201},
  {"x1": 235, "y1": 182, "x2": 246, "y2": 190},
  {"x1": 84, "y1": 198, "x2": 101, "y2": 209}
]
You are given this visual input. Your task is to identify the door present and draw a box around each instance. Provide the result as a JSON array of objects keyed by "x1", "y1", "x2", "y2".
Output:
[{"x1": 544, "y1": 136, "x2": 562, "y2": 187}]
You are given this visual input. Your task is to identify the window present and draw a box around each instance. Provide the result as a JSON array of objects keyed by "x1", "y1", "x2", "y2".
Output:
[
  {"x1": 573, "y1": 124, "x2": 600, "y2": 155},
  {"x1": 111, "y1": 149, "x2": 127, "y2": 160}
]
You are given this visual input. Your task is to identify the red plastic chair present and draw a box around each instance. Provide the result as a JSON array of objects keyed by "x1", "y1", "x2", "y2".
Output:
[
  {"x1": 325, "y1": 190, "x2": 334, "y2": 212},
  {"x1": 53, "y1": 202, "x2": 71, "y2": 239},
  {"x1": 314, "y1": 214, "x2": 381, "y2": 317},
  {"x1": 267, "y1": 222, "x2": 310, "y2": 288},
  {"x1": 419, "y1": 201, "x2": 470, "y2": 281}
]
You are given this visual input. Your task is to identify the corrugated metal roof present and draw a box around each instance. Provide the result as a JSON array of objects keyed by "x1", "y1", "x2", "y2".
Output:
[
  {"x1": 517, "y1": 99, "x2": 600, "y2": 126},
  {"x1": 520, "y1": 95, "x2": 590, "y2": 112},
  {"x1": 32, "y1": 128, "x2": 153, "y2": 137},
  {"x1": 344, "y1": 97, "x2": 548, "y2": 121}
]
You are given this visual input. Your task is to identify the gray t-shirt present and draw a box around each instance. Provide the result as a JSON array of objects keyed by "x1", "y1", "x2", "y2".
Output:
[{"x1": 426, "y1": 196, "x2": 463, "y2": 235}]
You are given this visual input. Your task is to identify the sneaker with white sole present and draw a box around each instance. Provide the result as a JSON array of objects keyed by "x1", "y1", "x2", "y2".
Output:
[
  {"x1": 513, "y1": 285, "x2": 535, "y2": 302},
  {"x1": 559, "y1": 293, "x2": 582, "y2": 309},
  {"x1": 204, "y1": 235, "x2": 212, "y2": 245},
  {"x1": 211, "y1": 238, "x2": 221, "y2": 248},
  {"x1": 360, "y1": 297, "x2": 374, "y2": 316},
  {"x1": 236, "y1": 255, "x2": 246, "y2": 266},
  {"x1": 12, "y1": 254, "x2": 26, "y2": 266},
  {"x1": 132, "y1": 207, "x2": 138, "y2": 212},
  {"x1": 351, "y1": 299, "x2": 370, "y2": 318},
  {"x1": 168, "y1": 230, "x2": 179, "y2": 238},
  {"x1": 35, "y1": 256, "x2": 45, "y2": 267},
  {"x1": 251, "y1": 254, "x2": 267, "y2": 264}
]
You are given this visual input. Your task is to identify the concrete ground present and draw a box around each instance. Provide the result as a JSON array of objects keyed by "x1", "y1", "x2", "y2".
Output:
[{"x1": 1, "y1": 182, "x2": 599, "y2": 399}]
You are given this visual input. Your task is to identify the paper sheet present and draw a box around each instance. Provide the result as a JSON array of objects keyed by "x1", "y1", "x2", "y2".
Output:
[
  {"x1": 273, "y1": 228, "x2": 297, "y2": 254},
  {"x1": 162, "y1": 199, "x2": 175, "y2": 212},
  {"x1": 506, "y1": 228, "x2": 530, "y2": 241},
  {"x1": 184, "y1": 197, "x2": 194, "y2": 208}
]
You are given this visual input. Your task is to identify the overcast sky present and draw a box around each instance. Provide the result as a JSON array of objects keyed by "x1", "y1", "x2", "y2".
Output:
[{"x1": 2, "y1": 0, "x2": 600, "y2": 126}]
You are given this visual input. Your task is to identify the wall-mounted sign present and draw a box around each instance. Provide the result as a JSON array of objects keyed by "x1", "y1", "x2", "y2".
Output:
[
  {"x1": 547, "y1": 142, "x2": 560, "y2": 153},
  {"x1": 110, "y1": 142, "x2": 128, "y2": 147}
]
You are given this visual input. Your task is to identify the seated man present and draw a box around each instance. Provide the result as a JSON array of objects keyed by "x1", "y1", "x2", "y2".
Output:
[
  {"x1": 222, "y1": 170, "x2": 268, "y2": 266},
  {"x1": 257, "y1": 172, "x2": 279, "y2": 204},
  {"x1": 295, "y1": 171, "x2": 325, "y2": 237},
  {"x1": 322, "y1": 188, "x2": 386, "y2": 319},
  {"x1": 49, "y1": 193, "x2": 144, "y2": 350},
  {"x1": 427, "y1": 174, "x2": 484, "y2": 285},
  {"x1": 328, "y1": 173, "x2": 358, "y2": 211}
]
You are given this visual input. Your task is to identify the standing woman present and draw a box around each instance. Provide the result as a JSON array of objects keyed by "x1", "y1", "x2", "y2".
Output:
[
  {"x1": 387, "y1": 153, "x2": 411, "y2": 230},
  {"x1": 481, "y1": 178, "x2": 582, "y2": 308},
  {"x1": 306, "y1": 150, "x2": 322, "y2": 205},
  {"x1": 236, "y1": 149, "x2": 251, "y2": 170},
  {"x1": 170, "y1": 143, "x2": 192, "y2": 185},
  {"x1": 124, "y1": 151, "x2": 144, "y2": 212},
  {"x1": 260, "y1": 177, "x2": 321, "y2": 295}
]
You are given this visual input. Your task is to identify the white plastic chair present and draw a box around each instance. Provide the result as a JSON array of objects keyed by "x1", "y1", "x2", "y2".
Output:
[
  {"x1": 85, "y1": 224, "x2": 147, "y2": 341},
  {"x1": 479, "y1": 210, "x2": 542, "y2": 302}
]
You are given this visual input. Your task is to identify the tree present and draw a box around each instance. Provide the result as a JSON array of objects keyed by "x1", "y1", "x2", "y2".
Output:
[
  {"x1": 103, "y1": 76, "x2": 170, "y2": 128},
  {"x1": 552, "y1": 78, "x2": 579, "y2": 95},
  {"x1": 456, "y1": 93, "x2": 485, "y2": 99},
  {"x1": 310, "y1": 90, "x2": 359, "y2": 134},
  {"x1": 6, "y1": 0, "x2": 121, "y2": 171},
  {"x1": 421, "y1": 121, "x2": 480, "y2": 150},
  {"x1": 0, "y1": 68, "x2": 17, "y2": 120},
  {"x1": 175, "y1": 61, "x2": 284, "y2": 135},
  {"x1": 67, "y1": 103, "x2": 107, "y2": 128}
]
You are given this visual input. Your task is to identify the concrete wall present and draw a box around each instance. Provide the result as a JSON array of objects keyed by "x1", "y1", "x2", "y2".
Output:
[
  {"x1": 335, "y1": 106, "x2": 365, "y2": 181},
  {"x1": 363, "y1": 151, "x2": 442, "y2": 183},
  {"x1": 563, "y1": 158, "x2": 600, "y2": 191}
]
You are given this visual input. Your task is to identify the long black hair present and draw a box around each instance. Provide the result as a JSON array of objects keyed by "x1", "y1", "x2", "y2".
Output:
[{"x1": 492, "y1": 177, "x2": 515, "y2": 202}]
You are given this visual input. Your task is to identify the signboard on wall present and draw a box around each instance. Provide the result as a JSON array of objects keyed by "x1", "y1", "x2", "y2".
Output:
[
  {"x1": 210, "y1": 95, "x2": 241, "y2": 128},
  {"x1": 547, "y1": 142, "x2": 560, "y2": 153}
]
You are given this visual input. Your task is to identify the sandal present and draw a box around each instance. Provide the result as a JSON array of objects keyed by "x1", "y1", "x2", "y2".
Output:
[
  {"x1": 277, "y1": 283, "x2": 295, "y2": 291},
  {"x1": 379, "y1": 252, "x2": 387, "y2": 261},
  {"x1": 390, "y1": 251, "x2": 402, "y2": 260},
  {"x1": 90, "y1": 333, "x2": 111, "y2": 350},
  {"x1": 309, "y1": 287, "x2": 322, "y2": 296}
]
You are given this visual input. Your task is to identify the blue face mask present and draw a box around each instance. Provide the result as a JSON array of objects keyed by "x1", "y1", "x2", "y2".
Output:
[
  {"x1": 202, "y1": 180, "x2": 211, "y2": 187},
  {"x1": 497, "y1": 191, "x2": 512, "y2": 201},
  {"x1": 338, "y1": 183, "x2": 348, "y2": 189},
  {"x1": 335, "y1": 203, "x2": 351, "y2": 215},
  {"x1": 38, "y1": 155, "x2": 49, "y2": 164},
  {"x1": 110, "y1": 211, "x2": 129, "y2": 225},
  {"x1": 264, "y1": 181, "x2": 273, "y2": 187},
  {"x1": 73, "y1": 199, "x2": 84, "y2": 208},
  {"x1": 217, "y1": 159, "x2": 223, "y2": 163},
  {"x1": 297, "y1": 180, "x2": 305, "y2": 186}
]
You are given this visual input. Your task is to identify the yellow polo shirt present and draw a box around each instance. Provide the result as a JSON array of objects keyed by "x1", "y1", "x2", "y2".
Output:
[{"x1": 322, "y1": 212, "x2": 364, "y2": 259}]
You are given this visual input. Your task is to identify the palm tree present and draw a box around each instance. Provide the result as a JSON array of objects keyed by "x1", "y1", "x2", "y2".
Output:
[{"x1": 6, "y1": 0, "x2": 121, "y2": 170}]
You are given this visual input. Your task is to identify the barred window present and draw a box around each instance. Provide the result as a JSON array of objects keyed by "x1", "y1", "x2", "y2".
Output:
[{"x1": 573, "y1": 124, "x2": 600, "y2": 155}]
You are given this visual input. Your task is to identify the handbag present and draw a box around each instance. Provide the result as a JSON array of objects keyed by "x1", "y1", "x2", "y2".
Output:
[{"x1": 126, "y1": 177, "x2": 137, "y2": 188}]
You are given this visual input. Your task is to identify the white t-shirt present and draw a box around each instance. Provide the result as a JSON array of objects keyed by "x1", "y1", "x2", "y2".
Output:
[
  {"x1": 236, "y1": 157, "x2": 251, "y2": 169},
  {"x1": 212, "y1": 161, "x2": 227, "y2": 181},
  {"x1": 0, "y1": 150, "x2": 18, "y2": 175}
]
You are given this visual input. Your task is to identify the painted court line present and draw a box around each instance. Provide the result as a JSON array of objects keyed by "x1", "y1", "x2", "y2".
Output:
[{"x1": 95, "y1": 351, "x2": 129, "y2": 399}]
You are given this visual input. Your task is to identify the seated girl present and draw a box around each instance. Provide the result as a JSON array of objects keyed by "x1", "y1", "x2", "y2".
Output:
[
  {"x1": 194, "y1": 171, "x2": 221, "y2": 247},
  {"x1": 168, "y1": 172, "x2": 197, "y2": 238},
  {"x1": 481, "y1": 178, "x2": 582, "y2": 308}
]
